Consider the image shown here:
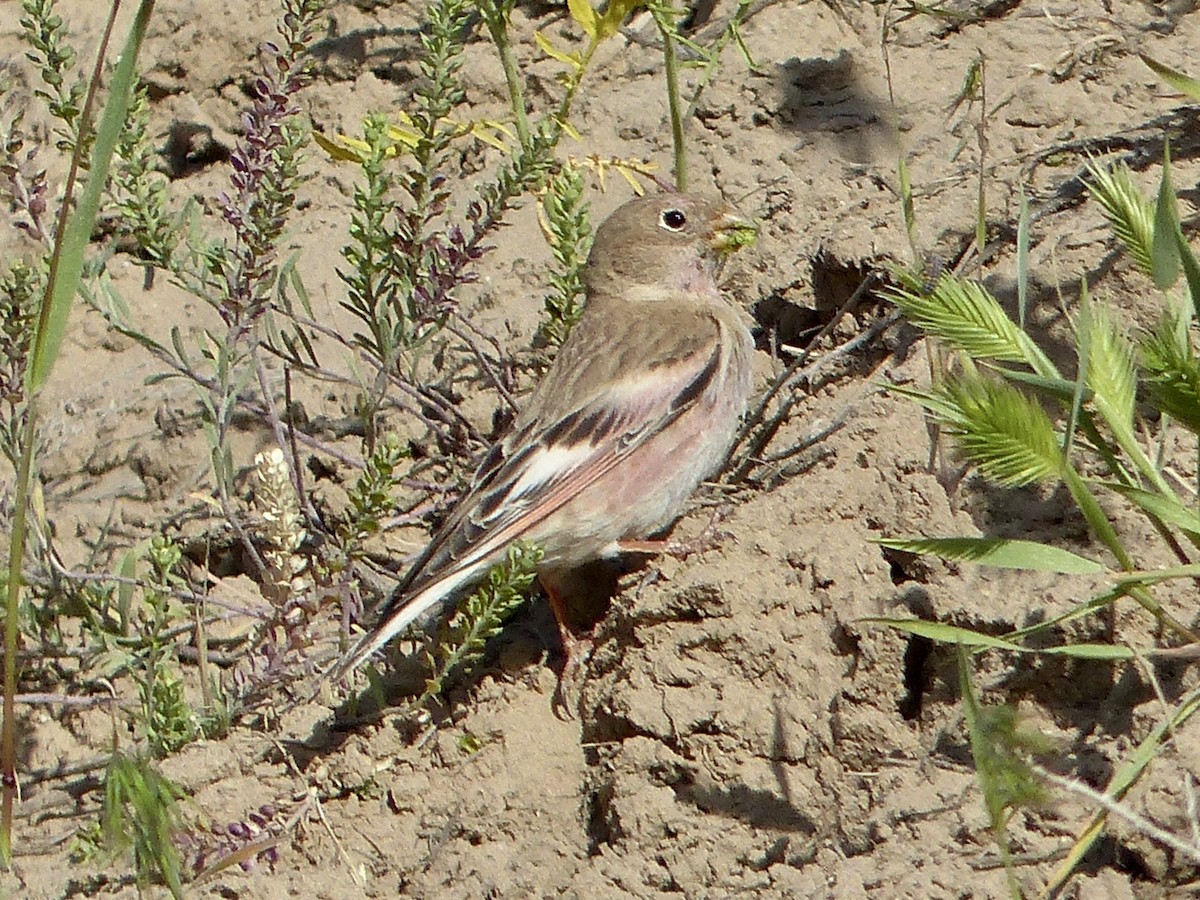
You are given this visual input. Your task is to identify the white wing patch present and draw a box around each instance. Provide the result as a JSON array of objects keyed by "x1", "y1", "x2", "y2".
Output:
[{"x1": 505, "y1": 444, "x2": 594, "y2": 501}]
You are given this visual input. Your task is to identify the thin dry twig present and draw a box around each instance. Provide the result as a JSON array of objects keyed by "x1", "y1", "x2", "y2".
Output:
[
  {"x1": 1033, "y1": 765, "x2": 1200, "y2": 867},
  {"x1": 728, "y1": 286, "x2": 897, "y2": 483},
  {"x1": 277, "y1": 310, "x2": 485, "y2": 449}
]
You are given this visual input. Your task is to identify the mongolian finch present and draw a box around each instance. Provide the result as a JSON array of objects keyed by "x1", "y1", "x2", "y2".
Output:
[{"x1": 328, "y1": 191, "x2": 757, "y2": 686}]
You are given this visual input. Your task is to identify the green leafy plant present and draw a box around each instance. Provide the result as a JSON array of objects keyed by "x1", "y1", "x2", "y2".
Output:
[
  {"x1": 102, "y1": 752, "x2": 187, "y2": 898},
  {"x1": 0, "y1": 260, "x2": 42, "y2": 464},
  {"x1": 958, "y1": 647, "x2": 1054, "y2": 898},
  {"x1": 538, "y1": 163, "x2": 593, "y2": 346},
  {"x1": 1, "y1": 0, "x2": 156, "y2": 863},
  {"x1": 109, "y1": 82, "x2": 179, "y2": 270},
  {"x1": 134, "y1": 537, "x2": 201, "y2": 757},
  {"x1": 882, "y1": 80, "x2": 1200, "y2": 889},
  {"x1": 19, "y1": 0, "x2": 87, "y2": 154},
  {"x1": 335, "y1": 433, "x2": 409, "y2": 565},
  {"x1": 336, "y1": 113, "x2": 409, "y2": 435},
  {"x1": 421, "y1": 542, "x2": 543, "y2": 701}
]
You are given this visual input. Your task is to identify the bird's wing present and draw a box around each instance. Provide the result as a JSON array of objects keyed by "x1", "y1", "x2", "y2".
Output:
[{"x1": 329, "y1": 311, "x2": 724, "y2": 679}]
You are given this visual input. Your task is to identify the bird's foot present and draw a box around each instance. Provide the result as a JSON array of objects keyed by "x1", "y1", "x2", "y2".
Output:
[
  {"x1": 551, "y1": 627, "x2": 594, "y2": 720},
  {"x1": 544, "y1": 577, "x2": 595, "y2": 719}
]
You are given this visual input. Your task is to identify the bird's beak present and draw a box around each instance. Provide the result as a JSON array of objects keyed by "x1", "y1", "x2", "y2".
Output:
[{"x1": 709, "y1": 207, "x2": 758, "y2": 255}]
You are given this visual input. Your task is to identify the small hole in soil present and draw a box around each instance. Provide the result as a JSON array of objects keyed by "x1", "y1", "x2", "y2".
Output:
[
  {"x1": 163, "y1": 122, "x2": 229, "y2": 178},
  {"x1": 751, "y1": 293, "x2": 823, "y2": 351},
  {"x1": 898, "y1": 634, "x2": 933, "y2": 720},
  {"x1": 752, "y1": 251, "x2": 886, "y2": 361},
  {"x1": 881, "y1": 546, "x2": 925, "y2": 585},
  {"x1": 811, "y1": 248, "x2": 875, "y2": 314},
  {"x1": 829, "y1": 623, "x2": 860, "y2": 658},
  {"x1": 1113, "y1": 843, "x2": 1153, "y2": 881},
  {"x1": 585, "y1": 782, "x2": 616, "y2": 854}
]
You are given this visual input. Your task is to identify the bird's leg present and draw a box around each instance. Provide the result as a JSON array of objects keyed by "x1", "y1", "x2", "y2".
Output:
[
  {"x1": 545, "y1": 580, "x2": 582, "y2": 661},
  {"x1": 544, "y1": 579, "x2": 593, "y2": 719}
]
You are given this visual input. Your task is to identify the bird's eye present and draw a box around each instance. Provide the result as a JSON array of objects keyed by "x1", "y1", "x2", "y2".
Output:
[{"x1": 660, "y1": 208, "x2": 687, "y2": 231}]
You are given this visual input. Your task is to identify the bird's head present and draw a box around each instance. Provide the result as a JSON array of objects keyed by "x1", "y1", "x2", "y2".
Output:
[{"x1": 583, "y1": 192, "x2": 757, "y2": 298}]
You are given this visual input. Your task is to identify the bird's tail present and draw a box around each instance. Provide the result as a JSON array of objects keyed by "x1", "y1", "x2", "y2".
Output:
[{"x1": 321, "y1": 564, "x2": 482, "y2": 689}]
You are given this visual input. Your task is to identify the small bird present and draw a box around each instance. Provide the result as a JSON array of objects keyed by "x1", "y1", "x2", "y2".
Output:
[{"x1": 327, "y1": 191, "x2": 757, "y2": 686}]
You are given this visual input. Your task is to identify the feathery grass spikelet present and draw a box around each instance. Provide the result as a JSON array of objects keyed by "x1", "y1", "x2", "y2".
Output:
[{"x1": 252, "y1": 447, "x2": 306, "y2": 602}]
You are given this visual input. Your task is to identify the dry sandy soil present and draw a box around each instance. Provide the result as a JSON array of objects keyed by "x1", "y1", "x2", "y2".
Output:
[{"x1": 2, "y1": 0, "x2": 1200, "y2": 897}]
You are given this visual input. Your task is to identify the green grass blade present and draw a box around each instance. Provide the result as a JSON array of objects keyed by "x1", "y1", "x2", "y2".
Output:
[
  {"x1": 1037, "y1": 644, "x2": 1135, "y2": 661},
  {"x1": 1175, "y1": 227, "x2": 1200, "y2": 323},
  {"x1": 1151, "y1": 141, "x2": 1180, "y2": 291},
  {"x1": 116, "y1": 546, "x2": 142, "y2": 637},
  {"x1": 958, "y1": 646, "x2": 990, "y2": 798},
  {"x1": 1140, "y1": 53, "x2": 1200, "y2": 102},
  {"x1": 3, "y1": 0, "x2": 157, "y2": 865},
  {"x1": 650, "y1": 0, "x2": 686, "y2": 190},
  {"x1": 898, "y1": 152, "x2": 916, "y2": 261},
  {"x1": 865, "y1": 618, "x2": 1024, "y2": 652},
  {"x1": 1060, "y1": 466, "x2": 1133, "y2": 571},
  {"x1": 29, "y1": 1, "x2": 156, "y2": 393},
  {"x1": 868, "y1": 618, "x2": 1136, "y2": 661},
  {"x1": 1004, "y1": 588, "x2": 1126, "y2": 644},
  {"x1": 877, "y1": 536, "x2": 1104, "y2": 574},
  {"x1": 996, "y1": 367, "x2": 1092, "y2": 404},
  {"x1": 1065, "y1": 278, "x2": 1092, "y2": 459},
  {"x1": 1104, "y1": 483, "x2": 1200, "y2": 540},
  {"x1": 1056, "y1": 468, "x2": 1195, "y2": 639},
  {"x1": 1111, "y1": 564, "x2": 1200, "y2": 587},
  {"x1": 1017, "y1": 187, "x2": 1030, "y2": 329}
]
